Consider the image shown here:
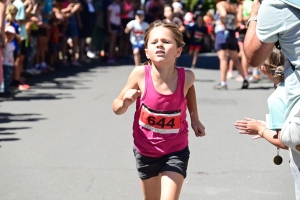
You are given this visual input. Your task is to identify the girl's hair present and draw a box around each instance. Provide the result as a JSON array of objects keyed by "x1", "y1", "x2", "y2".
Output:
[
  {"x1": 264, "y1": 47, "x2": 285, "y2": 83},
  {"x1": 6, "y1": 4, "x2": 18, "y2": 25},
  {"x1": 164, "y1": 4, "x2": 173, "y2": 12},
  {"x1": 144, "y1": 20, "x2": 185, "y2": 65}
]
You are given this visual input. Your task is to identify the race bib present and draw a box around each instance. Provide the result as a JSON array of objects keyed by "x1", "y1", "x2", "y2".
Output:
[
  {"x1": 194, "y1": 31, "x2": 204, "y2": 39},
  {"x1": 139, "y1": 104, "x2": 181, "y2": 134}
]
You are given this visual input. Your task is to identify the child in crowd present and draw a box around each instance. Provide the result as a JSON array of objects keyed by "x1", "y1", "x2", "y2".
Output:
[
  {"x1": 124, "y1": 10, "x2": 149, "y2": 66},
  {"x1": 235, "y1": 47, "x2": 288, "y2": 154},
  {"x1": 49, "y1": 18, "x2": 61, "y2": 67},
  {"x1": 107, "y1": 0, "x2": 121, "y2": 64},
  {"x1": 112, "y1": 20, "x2": 205, "y2": 200},
  {"x1": 89, "y1": 0, "x2": 106, "y2": 59},
  {"x1": 12, "y1": 0, "x2": 30, "y2": 91},
  {"x1": 1, "y1": 26, "x2": 16, "y2": 98},
  {"x1": 186, "y1": 13, "x2": 207, "y2": 68}
]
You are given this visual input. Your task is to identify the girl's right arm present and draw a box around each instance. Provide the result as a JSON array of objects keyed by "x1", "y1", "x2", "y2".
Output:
[{"x1": 112, "y1": 66, "x2": 144, "y2": 115}]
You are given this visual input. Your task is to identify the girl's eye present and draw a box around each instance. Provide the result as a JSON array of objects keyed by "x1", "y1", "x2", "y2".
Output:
[{"x1": 164, "y1": 41, "x2": 169, "y2": 43}]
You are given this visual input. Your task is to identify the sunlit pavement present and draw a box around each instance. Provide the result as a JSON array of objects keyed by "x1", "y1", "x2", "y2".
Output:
[{"x1": 0, "y1": 57, "x2": 294, "y2": 200}]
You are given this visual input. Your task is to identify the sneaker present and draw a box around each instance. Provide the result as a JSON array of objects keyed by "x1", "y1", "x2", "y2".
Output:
[
  {"x1": 25, "y1": 68, "x2": 36, "y2": 76},
  {"x1": 62, "y1": 60, "x2": 69, "y2": 66},
  {"x1": 227, "y1": 71, "x2": 234, "y2": 79},
  {"x1": 18, "y1": 81, "x2": 30, "y2": 91},
  {"x1": 71, "y1": 60, "x2": 82, "y2": 66},
  {"x1": 241, "y1": 79, "x2": 249, "y2": 89},
  {"x1": 87, "y1": 51, "x2": 95, "y2": 58},
  {"x1": 214, "y1": 83, "x2": 228, "y2": 90},
  {"x1": 235, "y1": 75, "x2": 244, "y2": 82},
  {"x1": 107, "y1": 58, "x2": 116, "y2": 64},
  {"x1": 248, "y1": 75, "x2": 260, "y2": 83}
]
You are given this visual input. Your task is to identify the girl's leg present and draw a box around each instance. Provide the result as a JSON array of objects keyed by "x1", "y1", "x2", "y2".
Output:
[
  {"x1": 133, "y1": 48, "x2": 141, "y2": 66},
  {"x1": 40, "y1": 36, "x2": 48, "y2": 67},
  {"x1": 217, "y1": 49, "x2": 228, "y2": 83},
  {"x1": 161, "y1": 171, "x2": 184, "y2": 200},
  {"x1": 79, "y1": 37, "x2": 86, "y2": 62},
  {"x1": 228, "y1": 50, "x2": 245, "y2": 79},
  {"x1": 192, "y1": 49, "x2": 199, "y2": 66},
  {"x1": 108, "y1": 32, "x2": 118, "y2": 60},
  {"x1": 140, "y1": 175, "x2": 161, "y2": 200},
  {"x1": 0, "y1": 49, "x2": 2, "y2": 91},
  {"x1": 238, "y1": 43, "x2": 249, "y2": 78},
  {"x1": 228, "y1": 50, "x2": 249, "y2": 89},
  {"x1": 36, "y1": 36, "x2": 42, "y2": 66}
]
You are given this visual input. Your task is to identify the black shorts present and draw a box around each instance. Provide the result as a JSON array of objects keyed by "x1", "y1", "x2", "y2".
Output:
[
  {"x1": 18, "y1": 40, "x2": 27, "y2": 55},
  {"x1": 38, "y1": 27, "x2": 48, "y2": 37},
  {"x1": 110, "y1": 23, "x2": 121, "y2": 33},
  {"x1": 133, "y1": 146, "x2": 190, "y2": 180}
]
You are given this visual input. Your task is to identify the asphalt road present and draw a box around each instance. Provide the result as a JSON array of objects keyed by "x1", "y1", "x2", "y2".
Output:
[{"x1": 0, "y1": 57, "x2": 295, "y2": 200}]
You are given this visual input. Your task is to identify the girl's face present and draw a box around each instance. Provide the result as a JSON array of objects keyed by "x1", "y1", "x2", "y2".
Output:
[
  {"x1": 5, "y1": 32, "x2": 15, "y2": 42},
  {"x1": 196, "y1": 16, "x2": 204, "y2": 25},
  {"x1": 164, "y1": 7, "x2": 173, "y2": 19},
  {"x1": 260, "y1": 64, "x2": 275, "y2": 83},
  {"x1": 145, "y1": 27, "x2": 182, "y2": 65}
]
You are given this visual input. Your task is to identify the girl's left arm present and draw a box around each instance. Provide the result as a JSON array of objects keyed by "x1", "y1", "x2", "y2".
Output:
[{"x1": 185, "y1": 70, "x2": 205, "y2": 137}]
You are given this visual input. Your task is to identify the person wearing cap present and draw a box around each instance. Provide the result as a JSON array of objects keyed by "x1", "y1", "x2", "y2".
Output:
[
  {"x1": 0, "y1": 25, "x2": 16, "y2": 99},
  {"x1": 124, "y1": 10, "x2": 149, "y2": 66}
]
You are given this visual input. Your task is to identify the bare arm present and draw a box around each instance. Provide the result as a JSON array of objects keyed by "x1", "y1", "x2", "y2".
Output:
[
  {"x1": 243, "y1": 0, "x2": 274, "y2": 66},
  {"x1": 185, "y1": 70, "x2": 205, "y2": 137},
  {"x1": 0, "y1": 1, "x2": 5, "y2": 44},
  {"x1": 112, "y1": 66, "x2": 144, "y2": 115},
  {"x1": 216, "y1": 1, "x2": 227, "y2": 25},
  {"x1": 235, "y1": 118, "x2": 288, "y2": 149}
]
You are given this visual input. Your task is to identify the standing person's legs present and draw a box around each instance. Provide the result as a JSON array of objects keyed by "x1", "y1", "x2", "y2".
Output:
[
  {"x1": 108, "y1": 31, "x2": 118, "y2": 62},
  {"x1": 238, "y1": 42, "x2": 249, "y2": 79},
  {"x1": 0, "y1": 49, "x2": 2, "y2": 93},
  {"x1": 217, "y1": 49, "x2": 228, "y2": 84},
  {"x1": 192, "y1": 46, "x2": 201, "y2": 68},
  {"x1": 133, "y1": 47, "x2": 141, "y2": 66}
]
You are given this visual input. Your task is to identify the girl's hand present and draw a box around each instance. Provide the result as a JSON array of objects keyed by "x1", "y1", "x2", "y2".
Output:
[
  {"x1": 234, "y1": 118, "x2": 263, "y2": 135},
  {"x1": 191, "y1": 119, "x2": 206, "y2": 137},
  {"x1": 122, "y1": 89, "x2": 141, "y2": 108}
]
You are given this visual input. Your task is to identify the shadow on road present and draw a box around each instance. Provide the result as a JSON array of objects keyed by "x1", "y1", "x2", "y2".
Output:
[{"x1": 0, "y1": 112, "x2": 45, "y2": 145}]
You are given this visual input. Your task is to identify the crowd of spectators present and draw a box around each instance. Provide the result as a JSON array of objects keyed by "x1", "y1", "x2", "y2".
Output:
[{"x1": 0, "y1": 0, "x2": 218, "y2": 100}]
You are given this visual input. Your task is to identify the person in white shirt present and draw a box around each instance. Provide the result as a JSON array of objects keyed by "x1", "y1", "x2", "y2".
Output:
[
  {"x1": 1, "y1": 26, "x2": 16, "y2": 99},
  {"x1": 124, "y1": 10, "x2": 149, "y2": 66}
]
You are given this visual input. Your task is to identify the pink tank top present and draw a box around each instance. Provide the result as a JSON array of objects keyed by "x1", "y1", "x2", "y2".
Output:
[
  {"x1": 121, "y1": 1, "x2": 134, "y2": 19},
  {"x1": 132, "y1": 65, "x2": 188, "y2": 157}
]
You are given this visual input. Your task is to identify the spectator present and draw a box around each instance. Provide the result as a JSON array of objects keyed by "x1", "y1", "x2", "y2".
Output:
[
  {"x1": 89, "y1": 0, "x2": 106, "y2": 59},
  {"x1": 77, "y1": 0, "x2": 94, "y2": 63},
  {"x1": 107, "y1": 0, "x2": 121, "y2": 64},
  {"x1": 12, "y1": 0, "x2": 30, "y2": 91},
  {"x1": 163, "y1": 4, "x2": 185, "y2": 33},
  {"x1": 1, "y1": 25, "x2": 16, "y2": 99},
  {"x1": 124, "y1": 10, "x2": 149, "y2": 66},
  {"x1": 244, "y1": 0, "x2": 300, "y2": 198},
  {"x1": 0, "y1": 0, "x2": 5, "y2": 93},
  {"x1": 48, "y1": 18, "x2": 61, "y2": 67},
  {"x1": 186, "y1": 13, "x2": 207, "y2": 68},
  {"x1": 119, "y1": 0, "x2": 134, "y2": 60},
  {"x1": 213, "y1": 0, "x2": 248, "y2": 90}
]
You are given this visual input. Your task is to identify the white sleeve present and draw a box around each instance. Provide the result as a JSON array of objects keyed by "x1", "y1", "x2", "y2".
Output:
[{"x1": 256, "y1": 0, "x2": 286, "y2": 43}]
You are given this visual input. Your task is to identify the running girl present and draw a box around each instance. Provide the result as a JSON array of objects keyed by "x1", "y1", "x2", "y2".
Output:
[{"x1": 112, "y1": 20, "x2": 205, "y2": 200}]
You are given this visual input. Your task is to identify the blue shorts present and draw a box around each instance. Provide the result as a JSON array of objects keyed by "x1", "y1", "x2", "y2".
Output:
[
  {"x1": 215, "y1": 30, "x2": 238, "y2": 51},
  {"x1": 65, "y1": 18, "x2": 78, "y2": 38},
  {"x1": 132, "y1": 43, "x2": 144, "y2": 51}
]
